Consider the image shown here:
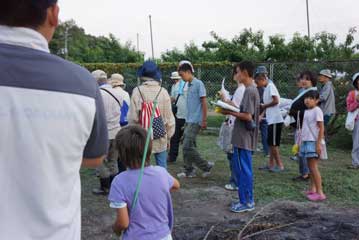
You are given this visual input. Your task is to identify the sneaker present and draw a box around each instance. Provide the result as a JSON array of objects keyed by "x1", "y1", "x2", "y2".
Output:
[
  {"x1": 290, "y1": 156, "x2": 298, "y2": 161},
  {"x1": 292, "y1": 175, "x2": 309, "y2": 181},
  {"x1": 258, "y1": 165, "x2": 270, "y2": 171},
  {"x1": 225, "y1": 184, "x2": 238, "y2": 191},
  {"x1": 230, "y1": 202, "x2": 255, "y2": 213},
  {"x1": 177, "y1": 170, "x2": 196, "y2": 178},
  {"x1": 347, "y1": 165, "x2": 359, "y2": 170},
  {"x1": 202, "y1": 161, "x2": 215, "y2": 178},
  {"x1": 269, "y1": 166, "x2": 285, "y2": 173}
]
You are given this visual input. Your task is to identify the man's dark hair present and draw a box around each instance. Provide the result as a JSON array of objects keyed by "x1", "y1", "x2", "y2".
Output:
[
  {"x1": 300, "y1": 70, "x2": 317, "y2": 87},
  {"x1": 231, "y1": 63, "x2": 240, "y2": 79},
  {"x1": 238, "y1": 61, "x2": 255, "y2": 78},
  {"x1": 178, "y1": 63, "x2": 193, "y2": 74},
  {"x1": 304, "y1": 90, "x2": 320, "y2": 100},
  {"x1": 115, "y1": 125, "x2": 152, "y2": 169},
  {"x1": 0, "y1": 0, "x2": 57, "y2": 29},
  {"x1": 353, "y1": 78, "x2": 359, "y2": 90}
]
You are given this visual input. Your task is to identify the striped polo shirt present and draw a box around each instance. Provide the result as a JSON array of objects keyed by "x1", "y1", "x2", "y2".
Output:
[{"x1": 0, "y1": 26, "x2": 108, "y2": 240}]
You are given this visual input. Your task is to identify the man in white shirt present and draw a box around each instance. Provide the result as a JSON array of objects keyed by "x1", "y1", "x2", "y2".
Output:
[
  {"x1": 0, "y1": 1, "x2": 108, "y2": 239},
  {"x1": 255, "y1": 72, "x2": 285, "y2": 172},
  {"x1": 92, "y1": 70, "x2": 121, "y2": 195}
]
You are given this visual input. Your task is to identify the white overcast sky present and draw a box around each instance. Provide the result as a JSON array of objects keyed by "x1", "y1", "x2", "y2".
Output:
[{"x1": 58, "y1": 0, "x2": 358, "y2": 59}]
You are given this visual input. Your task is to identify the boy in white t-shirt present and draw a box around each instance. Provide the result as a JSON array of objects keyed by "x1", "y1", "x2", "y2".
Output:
[{"x1": 255, "y1": 74, "x2": 284, "y2": 172}]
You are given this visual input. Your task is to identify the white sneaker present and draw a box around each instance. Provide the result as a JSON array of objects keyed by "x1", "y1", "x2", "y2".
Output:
[
  {"x1": 201, "y1": 162, "x2": 215, "y2": 178},
  {"x1": 225, "y1": 184, "x2": 238, "y2": 191},
  {"x1": 177, "y1": 171, "x2": 196, "y2": 178}
]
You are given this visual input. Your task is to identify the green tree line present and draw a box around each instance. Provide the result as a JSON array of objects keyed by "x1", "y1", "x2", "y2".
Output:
[
  {"x1": 161, "y1": 28, "x2": 359, "y2": 63},
  {"x1": 50, "y1": 21, "x2": 359, "y2": 63},
  {"x1": 49, "y1": 20, "x2": 144, "y2": 63}
]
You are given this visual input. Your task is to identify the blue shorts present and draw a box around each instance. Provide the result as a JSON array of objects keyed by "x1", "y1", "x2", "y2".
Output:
[{"x1": 299, "y1": 141, "x2": 319, "y2": 159}]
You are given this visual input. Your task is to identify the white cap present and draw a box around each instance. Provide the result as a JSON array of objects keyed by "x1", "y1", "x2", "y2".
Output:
[
  {"x1": 352, "y1": 72, "x2": 359, "y2": 84},
  {"x1": 179, "y1": 60, "x2": 195, "y2": 73}
]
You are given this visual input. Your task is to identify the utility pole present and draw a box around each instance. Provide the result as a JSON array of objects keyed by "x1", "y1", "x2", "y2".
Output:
[
  {"x1": 64, "y1": 26, "x2": 69, "y2": 59},
  {"x1": 306, "y1": 0, "x2": 311, "y2": 39},
  {"x1": 136, "y1": 33, "x2": 140, "y2": 53},
  {"x1": 149, "y1": 15, "x2": 155, "y2": 60}
]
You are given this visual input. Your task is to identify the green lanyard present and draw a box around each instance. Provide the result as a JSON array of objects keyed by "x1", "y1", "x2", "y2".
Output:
[{"x1": 130, "y1": 100, "x2": 158, "y2": 212}]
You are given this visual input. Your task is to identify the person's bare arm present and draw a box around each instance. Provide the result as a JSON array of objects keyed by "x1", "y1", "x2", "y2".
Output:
[
  {"x1": 82, "y1": 155, "x2": 105, "y2": 168},
  {"x1": 112, "y1": 207, "x2": 130, "y2": 236},
  {"x1": 316, "y1": 121, "x2": 325, "y2": 155},
  {"x1": 201, "y1": 97, "x2": 208, "y2": 129},
  {"x1": 261, "y1": 95, "x2": 279, "y2": 110},
  {"x1": 221, "y1": 109, "x2": 252, "y2": 122},
  {"x1": 171, "y1": 177, "x2": 180, "y2": 192}
]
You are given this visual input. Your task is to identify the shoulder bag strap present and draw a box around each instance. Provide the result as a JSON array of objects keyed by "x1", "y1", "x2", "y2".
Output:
[
  {"x1": 100, "y1": 88, "x2": 122, "y2": 107},
  {"x1": 174, "y1": 82, "x2": 186, "y2": 106}
]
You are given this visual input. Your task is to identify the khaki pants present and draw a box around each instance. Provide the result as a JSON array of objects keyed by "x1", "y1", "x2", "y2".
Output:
[{"x1": 183, "y1": 123, "x2": 209, "y2": 173}]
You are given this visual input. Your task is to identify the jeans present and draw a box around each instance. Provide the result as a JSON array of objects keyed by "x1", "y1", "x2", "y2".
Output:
[
  {"x1": 324, "y1": 114, "x2": 333, "y2": 126},
  {"x1": 299, "y1": 155, "x2": 309, "y2": 176},
  {"x1": 352, "y1": 120, "x2": 359, "y2": 167},
  {"x1": 260, "y1": 119, "x2": 269, "y2": 156},
  {"x1": 155, "y1": 151, "x2": 168, "y2": 169},
  {"x1": 169, "y1": 118, "x2": 186, "y2": 162},
  {"x1": 232, "y1": 147, "x2": 254, "y2": 205},
  {"x1": 183, "y1": 123, "x2": 209, "y2": 172},
  {"x1": 227, "y1": 153, "x2": 238, "y2": 187}
]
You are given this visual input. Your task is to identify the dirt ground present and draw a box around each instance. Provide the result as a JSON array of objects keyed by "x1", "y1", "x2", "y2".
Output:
[{"x1": 81, "y1": 173, "x2": 359, "y2": 240}]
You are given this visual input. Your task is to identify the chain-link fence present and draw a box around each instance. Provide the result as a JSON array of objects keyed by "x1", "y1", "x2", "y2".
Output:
[{"x1": 111, "y1": 60, "x2": 359, "y2": 114}]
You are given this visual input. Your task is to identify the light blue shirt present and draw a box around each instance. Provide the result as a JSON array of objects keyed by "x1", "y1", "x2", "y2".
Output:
[
  {"x1": 186, "y1": 78, "x2": 206, "y2": 124},
  {"x1": 171, "y1": 80, "x2": 187, "y2": 119}
]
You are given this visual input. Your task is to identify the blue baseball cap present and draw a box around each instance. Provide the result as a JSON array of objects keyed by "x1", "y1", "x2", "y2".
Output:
[
  {"x1": 255, "y1": 66, "x2": 268, "y2": 77},
  {"x1": 137, "y1": 61, "x2": 162, "y2": 82}
]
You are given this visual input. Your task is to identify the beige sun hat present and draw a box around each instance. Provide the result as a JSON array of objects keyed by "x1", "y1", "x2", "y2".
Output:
[
  {"x1": 91, "y1": 70, "x2": 107, "y2": 81},
  {"x1": 110, "y1": 73, "x2": 125, "y2": 87}
]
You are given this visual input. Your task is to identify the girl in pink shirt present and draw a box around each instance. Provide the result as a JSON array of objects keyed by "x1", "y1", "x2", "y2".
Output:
[{"x1": 346, "y1": 72, "x2": 359, "y2": 169}]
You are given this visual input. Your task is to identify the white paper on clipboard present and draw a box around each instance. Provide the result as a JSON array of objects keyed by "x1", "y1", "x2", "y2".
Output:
[{"x1": 220, "y1": 78, "x2": 230, "y2": 101}]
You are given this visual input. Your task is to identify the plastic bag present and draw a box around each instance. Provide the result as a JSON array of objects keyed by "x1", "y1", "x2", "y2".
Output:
[
  {"x1": 320, "y1": 139, "x2": 328, "y2": 160},
  {"x1": 345, "y1": 109, "x2": 359, "y2": 131},
  {"x1": 217, "y1": 121, "x2": 233, "y2": 153}
]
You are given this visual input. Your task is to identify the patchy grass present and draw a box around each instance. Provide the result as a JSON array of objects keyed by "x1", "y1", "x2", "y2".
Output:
[
  {"x1": 80, "y1": 132, "x2": 358, "y2": 239},
  {"x1": 167, "y1": 134, "x2": 359, "y2": 206}
]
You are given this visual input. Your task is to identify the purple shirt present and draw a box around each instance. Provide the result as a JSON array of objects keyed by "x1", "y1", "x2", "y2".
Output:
[{"x1": 108, "y1": 166, "x2": 174, "y2": 240}]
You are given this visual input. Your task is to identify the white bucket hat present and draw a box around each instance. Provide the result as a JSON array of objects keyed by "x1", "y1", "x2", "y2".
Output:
[
  {"x1": 319, "y1": 69, "x2": 332, "y2": 79},
  {"x1": 170, "y1": 71, "x2": 181, "y2": 80}
]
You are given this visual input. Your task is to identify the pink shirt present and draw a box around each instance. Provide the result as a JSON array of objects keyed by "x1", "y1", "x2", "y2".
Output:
[
  {"x1": 301, "y1": 106, "x2": 324, "y2": 142},
  {"x1": 346, "y1": 90, "x2": 359, "y2": 121}
]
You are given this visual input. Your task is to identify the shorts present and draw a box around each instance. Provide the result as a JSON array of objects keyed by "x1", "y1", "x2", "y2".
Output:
[
  {"x1": 267, "y1": 123, "x2": 283, "y2": 146},
  {"x1": 299, "y1": 141, "x2": 319, "y2": 159}
]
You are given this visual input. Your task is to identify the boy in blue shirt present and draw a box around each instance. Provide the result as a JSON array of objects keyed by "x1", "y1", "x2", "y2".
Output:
[{"x1": 177, "y1": 61, "x2": 214, "y2": 178}]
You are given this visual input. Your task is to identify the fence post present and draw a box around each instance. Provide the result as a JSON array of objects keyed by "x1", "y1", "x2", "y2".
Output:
[
  {"x1": 269, "y1": 63, "x2": 274, "y2": 81},
  {"x1": 197, "y1": 66, "x2": 202, "y2": 80}
]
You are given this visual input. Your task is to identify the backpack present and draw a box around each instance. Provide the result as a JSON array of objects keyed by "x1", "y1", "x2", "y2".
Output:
[
  {"x1": 100, "y1": 88, "x2": 129, "y2": 126},
  {"x1": 137, "y1": 86, "x2": 166, "y2": 139}
]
